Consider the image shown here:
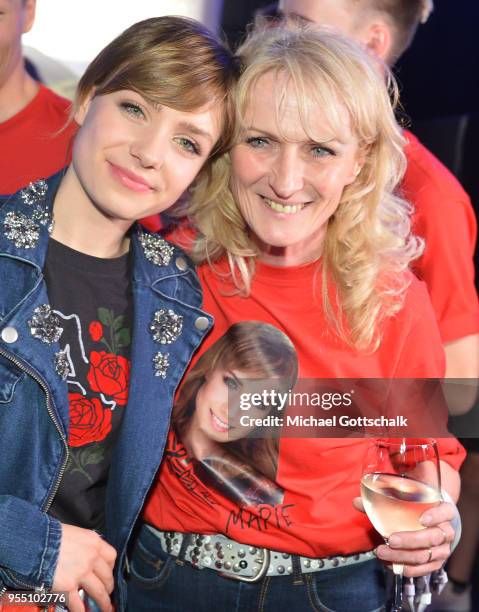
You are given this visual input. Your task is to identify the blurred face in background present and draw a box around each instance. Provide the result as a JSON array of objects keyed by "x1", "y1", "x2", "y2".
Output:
[
  {"x1": 0, "y1": 0, "x2": 36, "y2": 87},
  {"x1": 278, "y1": 0, "x2": 393, "y2": 65},
  {"x1": 278, "y1": 0, "x2": 365, "y2": 40}
]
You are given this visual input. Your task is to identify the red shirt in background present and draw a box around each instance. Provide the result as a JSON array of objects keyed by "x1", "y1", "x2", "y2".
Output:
[
  {"x1": 144, "y1": 259, "x2": 465, "y2": 558},
  {"x1": 404, "y1": 130, "x2": 479, "y2": 343},
  {"x1": 0, "y1": 84, "x2": 76, "y2": 194}
]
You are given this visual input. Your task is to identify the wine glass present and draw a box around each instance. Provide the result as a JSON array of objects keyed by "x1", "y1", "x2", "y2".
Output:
[{"x1": 361, "y1": 439, "x2": 442, "y2": 612}]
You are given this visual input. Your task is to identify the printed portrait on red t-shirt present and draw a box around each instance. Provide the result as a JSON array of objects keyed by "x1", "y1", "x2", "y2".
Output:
[{"x1": 164, "y1": 321, "x2": 298, "y2": 509}]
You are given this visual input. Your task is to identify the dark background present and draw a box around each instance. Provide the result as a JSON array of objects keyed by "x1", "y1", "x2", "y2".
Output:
[{"x1": 221, "y1": 0, "x2": 479, "y2": 122}]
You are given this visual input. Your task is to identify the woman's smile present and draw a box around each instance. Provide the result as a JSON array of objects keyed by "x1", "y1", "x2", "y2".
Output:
[
  {"x1": 107, "y1": 162, "x2": 154, "y2": 194},
  {"x1": 209, "y1": 408, "x2": 232, "y2": 433},
  {"x1": 260, "y1": 194, "x2": 311, "y2": 215}
]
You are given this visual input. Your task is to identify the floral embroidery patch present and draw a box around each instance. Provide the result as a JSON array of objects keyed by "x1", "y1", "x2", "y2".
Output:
[
  {"x1": 54, "y1": 348, "x2": 71, "y2": 380},
  {"x1": 20, "y1": 179, "x2": 48, "y2": 206}
]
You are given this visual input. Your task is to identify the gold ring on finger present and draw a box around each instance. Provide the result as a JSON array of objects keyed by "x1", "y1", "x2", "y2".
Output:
[{"x1": 426, "y1": 548, "x2": 433, "y2": 564}]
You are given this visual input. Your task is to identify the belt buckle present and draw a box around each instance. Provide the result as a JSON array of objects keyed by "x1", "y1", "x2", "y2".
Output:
[{"x1": 219, "y1": 548, "x2": 270, "y2": 583}]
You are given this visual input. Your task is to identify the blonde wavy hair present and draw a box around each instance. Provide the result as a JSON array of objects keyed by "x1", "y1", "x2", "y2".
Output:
[{"x1": 188, "y1": 24, "x2": 422, "y2": 352}]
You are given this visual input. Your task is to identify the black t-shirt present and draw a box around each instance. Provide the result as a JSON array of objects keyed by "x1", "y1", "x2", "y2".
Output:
[{"x1": 44, "y1": 238, "x2": 132, "y2": 532}]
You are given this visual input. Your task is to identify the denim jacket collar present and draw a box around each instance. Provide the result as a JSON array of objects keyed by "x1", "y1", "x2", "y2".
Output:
[
  {"x1": 0, "y1": 170, "x2": 204, "y2": 304},
  {"x1": 0, "y1": 169, "x2": 212, "y2": 442}
]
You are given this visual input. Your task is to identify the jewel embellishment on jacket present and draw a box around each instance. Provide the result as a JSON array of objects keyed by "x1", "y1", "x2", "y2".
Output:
[
  {"x1": 153, "y1": 352, "x2": 170, "y2": 378},
  {"x1": 21, "y1": 179, "x2": 54, "y2": 234},
  {"x1": 54, "y1": 348, "x2": 71, "y2": 380},
  {"x1": 149, "y1": 309, "x2": 183, "y2": 344},
  {"x1": 4, "y1": 211, "x2": 41, "y2": 248},
  {"x1": 138, "y1": 231, "x2": 174, "y2": 266},
  {"x1": 20, "y1": 179, "x2": 48, "y2": 206},
  {"x1": 4, "y1": 180, "x2": 53, "y2": 248},
  {"x1": 32, "y1": 206, "x2": 54, "y2": 234},
  {"x1": 28, "y1": 305, "x2": 63, "y2": 344}
]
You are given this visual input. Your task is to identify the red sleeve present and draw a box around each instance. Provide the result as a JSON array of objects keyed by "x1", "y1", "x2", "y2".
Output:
[
  {"x1": 435, "y1": 437, "x2": 466, "y2": 472},
  {"x1": 392, "y1": 277, "x2": 465, "y2": 470},
  {"x1": 393, "y1": 277, "x2": 446, "y2": 378},
  {"x1": 403, "y1": 131, "x2": 479, "y2": 343},
  {"x1": 0, "y1": 85, "x2": 76, "y2": 194}
]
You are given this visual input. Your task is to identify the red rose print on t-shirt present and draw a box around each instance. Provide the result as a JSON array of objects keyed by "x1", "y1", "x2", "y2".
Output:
[
  {"x1": 89, "y1": 320, "x2": 104, "y2": 342},
  {"x1": 68, "y1": 393, "x2": 112, "y2": 447},
  {"x1": 87, "y1": 351, "x2": 130, "y2": 405}
]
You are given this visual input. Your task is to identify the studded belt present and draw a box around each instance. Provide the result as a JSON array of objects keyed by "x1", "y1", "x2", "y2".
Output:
[{"x1": 146, "y1": 525, "x2": 375, "y2": 583}]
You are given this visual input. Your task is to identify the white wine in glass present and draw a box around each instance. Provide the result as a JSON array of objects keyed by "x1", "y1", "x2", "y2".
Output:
[
  {"x1": 361, "y1": 439, "x2": 442, "y2": 612},
  {"x1": 361, "y1": 473, "x2": 441, "y2": 538}
]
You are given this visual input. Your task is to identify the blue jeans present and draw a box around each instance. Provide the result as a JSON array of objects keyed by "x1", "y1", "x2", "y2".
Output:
[{"x1": 126, "y1": 525, "x2": 386, "y2": 612}]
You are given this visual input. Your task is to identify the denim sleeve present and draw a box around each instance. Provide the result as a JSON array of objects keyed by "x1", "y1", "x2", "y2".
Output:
[{"x1": 0, "y1": 495, "x2": 62, "y2": 588}]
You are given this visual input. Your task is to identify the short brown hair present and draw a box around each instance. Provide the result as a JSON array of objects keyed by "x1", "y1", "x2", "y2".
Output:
[
  {"x1": 75, "y1": 16, "x2": 238, "y2": 162},
  {"x1": 355, "y1": 0, "x2": 433, "y2": 62}
]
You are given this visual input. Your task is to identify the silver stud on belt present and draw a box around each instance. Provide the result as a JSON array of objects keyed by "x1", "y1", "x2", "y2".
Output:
[{"x1": 147, "y1": 526, "x2": 374, "y2": 583}]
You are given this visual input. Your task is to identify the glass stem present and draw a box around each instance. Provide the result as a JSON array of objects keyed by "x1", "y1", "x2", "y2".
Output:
[{"x1": 391, "y1": 563, "x2": 404, "y2": 611}]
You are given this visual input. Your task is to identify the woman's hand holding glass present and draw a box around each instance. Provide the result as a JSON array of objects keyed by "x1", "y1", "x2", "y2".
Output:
[
  {"x1": 372, "y1": 500, "x2": 455, "y2": 575},
  {"x1": 357, "y1": 439, "x2": 455, "y2": 611}
]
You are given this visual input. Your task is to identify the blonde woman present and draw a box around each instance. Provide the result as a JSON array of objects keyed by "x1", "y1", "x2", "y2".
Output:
[{"x1": 130, "y1": 25, "x2": 464, "y2": 611}]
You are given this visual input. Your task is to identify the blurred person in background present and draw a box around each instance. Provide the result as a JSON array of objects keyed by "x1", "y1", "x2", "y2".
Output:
[
  {"x1": 0, "y1": 0, "x2": 77, "y2": 194},
  {"x1": 271, "y1": 2, "x2": 479, "y2": 610}
]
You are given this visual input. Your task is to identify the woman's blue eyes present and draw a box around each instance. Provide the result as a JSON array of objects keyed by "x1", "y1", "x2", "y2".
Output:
[
  {"x1": 245, "y1": 136, "x2": 334, "y2": 158},
  {"x1": 223, "y1": 376, "x2": 239, "y2": 390},
  {"x1": 246, "y1": 136, "x2": 268, "y2": 148},
  {"x1": 174, "y1": 137, "x2": 201, "y2": 156},
  {"x1": 311, "y1": 146, "x2": 335, "y2": 158},
  {"x1": 120, "y1": 102, "x2": 201, "y2": 156},
  {"x1": 120, "y1": 102, "x2": 145, "y2": 119}
]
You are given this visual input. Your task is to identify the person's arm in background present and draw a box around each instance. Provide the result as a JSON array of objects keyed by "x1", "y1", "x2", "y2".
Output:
[
  {"x1": 444, "y1": 334, "x2": 479, "y2": 415},
  {"x1": 440, "y1": 460, "x2": 461, "y2": 503},
  {"x1": 404, "y1": 135, "x2": 479, "y2": 415}
]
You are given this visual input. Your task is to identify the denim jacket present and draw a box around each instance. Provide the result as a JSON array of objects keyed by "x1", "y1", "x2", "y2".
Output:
[{"x1": 0, "y1": 172, "x2": 212, "y2": 609}]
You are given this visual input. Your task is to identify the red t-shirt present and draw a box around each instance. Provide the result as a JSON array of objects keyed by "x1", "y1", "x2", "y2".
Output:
[
  {"x1": 403, "y1": 130, "x2": 479, "y2": 343},
  {"x1": 0, "y1": 84, "x2": 76, "y2": 194},
  {"x1": 143, "y1": 259, "x2": 465, "y2": 557}
]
